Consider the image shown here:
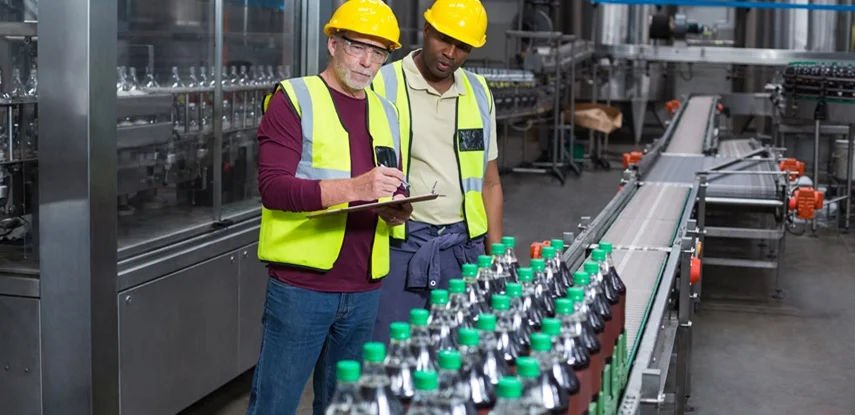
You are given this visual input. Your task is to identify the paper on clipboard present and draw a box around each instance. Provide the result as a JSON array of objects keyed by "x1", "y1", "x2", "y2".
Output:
[{"x1": 306, "y1": 193, "x2": 442, "y2": 218}]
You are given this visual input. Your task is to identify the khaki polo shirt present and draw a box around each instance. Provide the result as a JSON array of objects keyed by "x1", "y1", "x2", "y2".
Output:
[{"x1": 403, "y1": 50, "x2": 498, "y2": 226}]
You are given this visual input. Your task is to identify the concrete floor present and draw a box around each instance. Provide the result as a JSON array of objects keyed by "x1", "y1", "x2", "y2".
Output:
[{"x1": 178, "y1": 134, "x2": 855, "y2": 415}]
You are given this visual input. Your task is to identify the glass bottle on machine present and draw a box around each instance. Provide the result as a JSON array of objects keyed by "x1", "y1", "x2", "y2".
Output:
[
  {"x1": 358, "y1": 343, "x2": 405, "y2": 415},
  {"x1": 385, "y1": 322, "x2": 418, "y2": 405},
  {"x1": 436, "y1": 350, "x2": 477, "y2": 415},
  {"x1": 325, "y1": 360, "x2": 368, "y2": 415}
]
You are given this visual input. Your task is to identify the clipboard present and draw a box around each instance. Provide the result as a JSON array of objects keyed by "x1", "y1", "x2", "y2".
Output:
[{"x1": 306, "y1": 193, "x2": 442, "y2": 218}]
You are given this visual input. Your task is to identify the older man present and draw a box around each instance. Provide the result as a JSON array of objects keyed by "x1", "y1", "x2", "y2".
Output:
[
  {"x1": 246, "y1": 1, "x2": 411, "y2": 414},
  {"x1": 370, "y1": 0, "x2": 504, "y2": 342}
]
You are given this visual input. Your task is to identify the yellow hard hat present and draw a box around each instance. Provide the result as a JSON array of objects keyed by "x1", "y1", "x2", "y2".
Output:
[
  {"x1": 324, "y1": 0, "x2": 402, "y2": 50},
  {"x1": 423, "y1": 0, "x2": 488, "y2": 48}
]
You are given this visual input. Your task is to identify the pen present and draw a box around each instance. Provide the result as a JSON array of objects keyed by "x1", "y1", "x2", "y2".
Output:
[{"x1": 380, "y1": 163, "x2": 410, "y2": 189}]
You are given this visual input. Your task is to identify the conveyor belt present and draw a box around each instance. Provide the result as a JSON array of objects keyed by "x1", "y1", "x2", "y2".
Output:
[
  {"x1": 718, "y1": 139, "x2": 756, "y2": 157},
  {"x1": 610, "y1": 249, "x2": 669, "y2": 361},
  {"x1": 602, "y1": 184, "x2": 690, "y2": 249},
  {"x1": 664, "y1": 96, "x2": 716, "y2": 155},
  {"x1": 646, "y1": 154, "x2": 779, "y2": 199}
]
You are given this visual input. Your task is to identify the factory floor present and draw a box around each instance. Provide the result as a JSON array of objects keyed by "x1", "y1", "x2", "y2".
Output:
[{"x1": 178, "y1": 146, "x2": 855, "y2": 415}]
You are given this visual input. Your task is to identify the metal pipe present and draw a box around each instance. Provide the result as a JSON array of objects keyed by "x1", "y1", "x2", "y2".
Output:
[
  {"x1": 847, "y1": 125, "x2": 854, "y2": 229},
  {"x1": 701, "y1": 170, "x2": 788, "y2": 176},
  {"x1": 704, "y1": 197, "x2": 784, "y2": 207},
  {"x1": 213, "y1": 0, "x2": 224, "y2": 221},
  {"x1": 504, "y1": 30, "x2": 576, "y2": 41}
]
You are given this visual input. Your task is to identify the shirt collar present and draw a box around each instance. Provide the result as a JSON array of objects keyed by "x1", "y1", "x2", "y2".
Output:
[{"x1": 402, "y1": 49, "x2": 467, "y2": 97}]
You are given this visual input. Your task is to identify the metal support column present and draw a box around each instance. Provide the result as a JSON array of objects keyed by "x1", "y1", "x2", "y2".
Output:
[
  {"x1": 39, "y1": 0, "x2": 119, "y2": 413},
  {"x1": 846, "y1": 125, "x2": 854, "y2": 230},
  {"x1": 694, "y1": 175, "x2": 707, "y2": 306},
  {"x1": 675, "y1": 233, "x2": 695, "y2": 414}
]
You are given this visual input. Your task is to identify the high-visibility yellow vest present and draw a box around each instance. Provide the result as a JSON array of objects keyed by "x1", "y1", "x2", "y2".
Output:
[
  {"x1": 371, "y1": 61, "x2": 493, "y2": 241},
  {"x1": 257, "y1": 76, "x2": 401, "y2": 280}
]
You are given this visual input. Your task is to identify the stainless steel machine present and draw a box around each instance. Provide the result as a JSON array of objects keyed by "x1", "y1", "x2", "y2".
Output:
[{"x1": 0, "y1": 1, "x2": 299, "y2": 414}]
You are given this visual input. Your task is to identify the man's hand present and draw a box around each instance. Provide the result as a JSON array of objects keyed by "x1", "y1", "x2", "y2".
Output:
[
  {"x1": 378, "y1": 194, "x2": 412, "y2": 227},
  {"x1": 351, "y1": 166, "x2": 404, "y2": 201}
]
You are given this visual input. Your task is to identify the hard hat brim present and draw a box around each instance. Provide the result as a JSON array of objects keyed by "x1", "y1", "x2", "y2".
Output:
[{"x1": 324, "y1": 25, "x2": 403, "y2": 51}]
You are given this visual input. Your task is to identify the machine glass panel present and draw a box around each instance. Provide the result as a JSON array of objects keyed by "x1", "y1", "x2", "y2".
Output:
[{"x1": 220, "y1": 0, "x2": 295, "y2": 218}]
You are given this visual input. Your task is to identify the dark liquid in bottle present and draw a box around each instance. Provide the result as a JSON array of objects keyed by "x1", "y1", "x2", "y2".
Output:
[
  {"x1": 593, "y1": 287, "x2": 614, "y2": 366},
  {"x1": 565, "y1": 336, "x2": 593, "y2": 413},
  {"x1": 581, "y1": 314, "x2": 604, "y2": 403},
  {"x1": 609, "y1": 265, "x2": 627, "y2": 340}
]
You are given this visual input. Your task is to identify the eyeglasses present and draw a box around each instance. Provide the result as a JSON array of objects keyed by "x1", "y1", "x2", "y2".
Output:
[{"x1": 339, "y1": 36, "x2": 390, "y2": 64}]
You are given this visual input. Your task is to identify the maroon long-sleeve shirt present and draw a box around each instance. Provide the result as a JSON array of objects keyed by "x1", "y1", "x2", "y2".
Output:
[{"x1": 257, "y1": 83, "x2": 401, "y2": 293}]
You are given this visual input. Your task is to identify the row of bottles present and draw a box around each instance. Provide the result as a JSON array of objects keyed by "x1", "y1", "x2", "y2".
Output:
[
  {"x1": 116, "y1": 64, "x2": 290, "y2": 95},
  {"x1": 782, "y1": 62, "x2": 855, "y2": 99},
  {"x1": 326, "y1": 237, "x2": 628, "y2": 415}
]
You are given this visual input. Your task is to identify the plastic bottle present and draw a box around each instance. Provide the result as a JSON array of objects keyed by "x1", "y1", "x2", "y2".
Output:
[
  {"x1": 477, "y1": 255, "x2": 501, "y2": 299},
  {"x1": 489, "y1": 376, "x2": 548, "y2": 414},
  {"x1": 409, "y1": 309, "x2": 438, "y2": 372},
  {"x1": 540, "y1": 249, "x2": 566, "y2": 301},
  {"x1": 476, "y1": 313, "x2": 513, "y2": 387},
  {"x1": 428, "y1": 290, "x2": 457, "y2": 350},
  {"x1": 501, "y1": 236, "x2": 520, "y2": 279},
  {"x1": 463, "y1": 263, "x2": 491, "y2": 322},
  {"x1": 549, "y1": 239, "x2": 574, "y2": 290},
  {"x1": 406, "y1": 371, "x2": 447, "y2": 414},
  {"x1": 491, "y1": 243, "x2": 515, "y2": 293},
  {"x1": 504, "y1": 282, "x2": 533, "y2": 349},
  {"x1": 522, "y1": 336, "x2": 571, "y2": 414},
  {"x1": 457, "y1": 327, "x2": 497, "y2": 413},
  {"x1": 386, "y1": 322, "x2": 418, "y2": 404},
  {"x1": 490, "y1": 295, "x2": 524, "y2": 365},
  {"x1": 537, "y1": 322, "x2": 587, "y2": 415},
  {"x1": 597, "y1": 241, "x2": 627, "y2": 389},
  {"x1": 531, "y1": 258, "x2": 558, "y2": 311},
  {"x1": 583, "y1": 261, "x2": 615, "y2": 369},
  {"x1": 359, "y1": 342, "x2": 405, "y2": 415},
  {"x1": 448, "y1": 278, "x2": 475, "y2": 329},
  {"x1": 436, "y1": 350, "x2": 478, "y2": 415},
  {"x1": 325, "y1": 360, "x2": 367, "y2": 415},
  {"x1": 516, "y1": 267, "x2": 547, "y2": 330},
  {"x1": 567, "y1": 286, "x2": 604, "y2": 409}
]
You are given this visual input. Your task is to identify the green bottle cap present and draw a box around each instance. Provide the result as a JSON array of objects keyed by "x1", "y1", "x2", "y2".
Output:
[
  {"x1": 409, "y1": 308, "x2": 430, "y2": 326},
  {"x1": 389, "y1": 322, "x2": 411, "y2": 341},
  {"x1": 530, "y1": 332, "x2": 553, "y2": 352},
  {"x1": 336, "y1": 360, "x2": 361, "y2": 383},
  {"x1": 491, "y1": 243, "x2": 507, "y2": 255},
  {"x1": 431, "y1": 289, "x2": 449, "y2": 306},
  {"x1": 516, "y1": 357, "x2": 540, "y2": 378},
  {"x1": 438, "y1": 350, "x2": 462, "y2": 370},
  {"x1": 458, "y1": 327, "x2": 480, "y2": 346},
  {"x1": 555, "y1": 298, "x2": 573, "y2": 315},
  {"x1": 574, "y1": 271, "x2": 590, "y2": 286},
  {"x1": 541, "y1": 318, "x2": 562, "y2": 336},
  {"x1": 363, "y1": 342, "x2": 386, "y2": 363},
  {"x1": 591, "y1": 249, "x2": 606, "y2": 262},
  {"x1": 462, "y1": 263, "x2": 478, "y2": 277},
  {"x1": 448, "y1": 279, "x2": 466, "y2": 293},
  {"x1": 413, "y1": 370, "x2": 439, "y2": 391},
  {"x1": 505, "y1": 283, "x2": 522, "y2": 298},
  {"x1": 491, "y1": 294, "x2": 510, "y2": 310},
  {"x1": 598, "y1": 241, "x2": 613, "y2": 254},
  {"x1": 568, "y1": 287, "x2": 585, "y2": 302},
  {"x1": 497, "y1": 376, "x2": 523, "y2": 399},
  {"x1": 550, "y1": 239, "x2": 565, "y2": 250},
  {"x1": 531, "y1": 259, "x2": 546, "y2": 272},
  {"x1": 583, "y1": 261, "x2": 599, "y2": 274},
  {"x1": 502, "y1": 236, "x2": 516, "y2": 248},
  {"x1": 477, "y1": 255, "x2": 493, "y2": 268},
  {"x1": 517, "y1": 267, "x2": 533, "y2": 281},
  {"x1": 542, "y1": 246, "x2": 556, "y2": 259},
  {"x1": 477, "y1": 313, "x2": 497, "y2": 331}
]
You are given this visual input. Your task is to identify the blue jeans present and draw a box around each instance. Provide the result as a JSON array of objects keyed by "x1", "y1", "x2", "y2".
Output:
[{"x1": 246, "y1": 278, "x2": 381, "y2": 415}]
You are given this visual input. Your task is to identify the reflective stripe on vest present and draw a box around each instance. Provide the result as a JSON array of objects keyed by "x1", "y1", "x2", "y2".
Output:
[
  {"x1": 257, "y1": 76, "x2": 401, "y2": 279},
  {"x1": 371, "y1": 63, "x2": 492, "y2": 240}
]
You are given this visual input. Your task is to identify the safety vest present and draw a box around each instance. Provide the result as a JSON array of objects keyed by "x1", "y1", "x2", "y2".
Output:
[
  {"x1": 257, "y1": 76, "x2": 401, "y2": 280},
  {"x1": 371, "y1": 61, "x2": 493, "y2": 241}
]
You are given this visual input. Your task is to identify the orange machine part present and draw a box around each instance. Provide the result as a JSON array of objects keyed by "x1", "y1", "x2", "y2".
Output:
[
  {"x1": 690, "y1": 256, "x2": 702, "y2": 284},
  {"x1": 665, "y1": 99, "x2": 681, "y2": 116},
  {"x1": 716, "y1": 103, "x2": 724, "y2": 113},
  {"x1": 623, "y1": 151, "x2": 643, "y2": 169},
  {"x1": 790, "y1": 187, "x2": 824, "y2": 220},
  {"x1": 779, "y1": 158, "x2": 805, "y2": 181}
]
